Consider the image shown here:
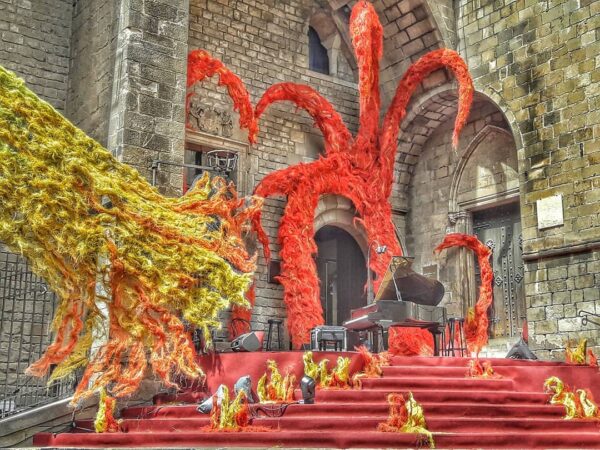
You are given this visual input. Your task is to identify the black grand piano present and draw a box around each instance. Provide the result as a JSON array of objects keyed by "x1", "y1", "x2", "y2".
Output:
[{"x1": 342, "y1": 256, "x2": 447, "y2": 355}]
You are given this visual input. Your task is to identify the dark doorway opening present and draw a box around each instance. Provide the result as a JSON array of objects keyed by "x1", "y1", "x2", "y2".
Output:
[
  {"x1": 315, "y1": 226, "x2": 367, "y2": 325},
  {"x1": 472, "y1": 201, "x2": 525, "y2": 339}
]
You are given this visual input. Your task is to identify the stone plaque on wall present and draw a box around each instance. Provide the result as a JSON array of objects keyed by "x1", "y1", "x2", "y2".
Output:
[
  {"x1": 187, "y1": 94, "x2": 233, "y2": 138},
  {"x1": 536, "y1": 194, "x2": 564, "y2": 230}
]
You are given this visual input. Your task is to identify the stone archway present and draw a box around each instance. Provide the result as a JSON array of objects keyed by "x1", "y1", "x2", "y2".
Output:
[{"x1": 314, "y1": 194, "x2": 369, "y2": 257}]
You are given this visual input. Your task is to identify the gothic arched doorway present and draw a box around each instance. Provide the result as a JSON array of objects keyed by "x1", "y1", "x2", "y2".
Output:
[{"x1": 315, "y1": 225, "x2": 367, "y2": 326}]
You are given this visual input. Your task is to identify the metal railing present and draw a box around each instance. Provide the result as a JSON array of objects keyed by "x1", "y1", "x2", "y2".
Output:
[
  {"x1": 579, "y1": 309, "x2": 600, "y2": 328},
  {"x1": 0, "y1": 246, "x2": 75, "y2": 418}
]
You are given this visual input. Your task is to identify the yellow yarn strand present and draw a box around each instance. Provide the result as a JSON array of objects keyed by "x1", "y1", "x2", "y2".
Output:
[{"x1": 0, "y1": 66, "x2": 261, "y2": 404}]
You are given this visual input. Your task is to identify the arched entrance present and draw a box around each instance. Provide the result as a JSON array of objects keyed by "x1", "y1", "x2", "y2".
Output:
[{"x1": 315, "y1": 225, "x2": 367, "y2": 326}]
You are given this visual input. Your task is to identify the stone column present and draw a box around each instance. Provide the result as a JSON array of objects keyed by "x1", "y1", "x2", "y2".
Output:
[
  {"x1": 447, "y1": 211, "x2": 475, "y2": 316},
  {"x1": 107, "y1": 0, "x2": 190, "y2": 196}
]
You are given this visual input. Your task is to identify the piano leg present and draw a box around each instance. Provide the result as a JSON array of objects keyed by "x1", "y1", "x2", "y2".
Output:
[{"x1": 428, "y1": 326, "x2": 443, "y2": 357}]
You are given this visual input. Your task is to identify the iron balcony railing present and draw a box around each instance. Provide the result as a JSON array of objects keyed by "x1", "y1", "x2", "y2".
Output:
[{"x1": 0, "y1": 246, "x2": 76, "y2": 418}]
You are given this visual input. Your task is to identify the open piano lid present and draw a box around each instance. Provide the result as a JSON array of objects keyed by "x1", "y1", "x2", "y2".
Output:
[{"x1": 374, "y1": 256, "x2": 445, "y2": 306}]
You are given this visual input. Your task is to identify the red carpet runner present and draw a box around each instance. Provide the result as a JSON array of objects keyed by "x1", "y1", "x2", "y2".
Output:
[{"x1": 34, "y1": 352, "x2": 600, "y2": 448}]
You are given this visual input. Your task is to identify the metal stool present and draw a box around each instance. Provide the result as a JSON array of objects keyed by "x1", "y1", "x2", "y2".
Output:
[
  {"x1": 266, "y1": 319, "x2": 283, "y2": 351},
  {"x1": 445, "y1": 317, "x2": 467, "y2": 357}
]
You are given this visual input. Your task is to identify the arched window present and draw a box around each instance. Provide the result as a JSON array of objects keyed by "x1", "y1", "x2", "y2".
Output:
[{"x1": 308, "y1": 26, "x2": 329, "y2": 75}]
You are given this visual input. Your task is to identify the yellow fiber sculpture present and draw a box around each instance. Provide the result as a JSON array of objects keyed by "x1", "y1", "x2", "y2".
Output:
[{"x1": 0, "y1": 66, "x2": 261, "y2": 404}]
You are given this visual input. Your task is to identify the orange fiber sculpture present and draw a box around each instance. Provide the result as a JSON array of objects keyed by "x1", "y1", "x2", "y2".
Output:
[
  {"x1": 186, "y1": 1, "x2": 474, "y2": 347},
  {"x1": 435, "y1": 233, "x2": 493, "y2": 355}
]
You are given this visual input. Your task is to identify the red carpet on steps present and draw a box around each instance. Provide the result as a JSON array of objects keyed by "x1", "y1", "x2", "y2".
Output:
[{"x1": 33, "y1": 352, "x2": 600, "y2": 448}]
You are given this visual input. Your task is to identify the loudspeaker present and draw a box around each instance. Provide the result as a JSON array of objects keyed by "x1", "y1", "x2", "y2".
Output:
[
  {"x1": 506, "y1": 337, "x2": 537, "y2": 360},
  {"x1": 231, "y1": 332, "x2": 261, "y2": 352}
]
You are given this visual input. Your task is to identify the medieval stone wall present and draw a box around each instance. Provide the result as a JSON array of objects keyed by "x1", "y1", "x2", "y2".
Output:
[
  {"x1": 66, "y1": 0, "x2": 118, "y2": 146},
  {"x1": 187, "y1": 0, "x2": 360, "y2": 338},
  {"x1": 0, "y1": 0, "x2": 72, "y2": 112},
  {"x1": 454, "y1": 0, "x2": 600, "y2": 356}
]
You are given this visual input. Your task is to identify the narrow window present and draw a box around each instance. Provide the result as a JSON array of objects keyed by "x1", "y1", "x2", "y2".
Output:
[{"x1": 308, "y1": 26, "x2": 329, "y2": 75}]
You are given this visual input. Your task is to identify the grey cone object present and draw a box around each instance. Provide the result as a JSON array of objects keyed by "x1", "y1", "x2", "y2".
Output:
[{"x1": 197, "y1": 375, "x2": 254, "y2": 414}]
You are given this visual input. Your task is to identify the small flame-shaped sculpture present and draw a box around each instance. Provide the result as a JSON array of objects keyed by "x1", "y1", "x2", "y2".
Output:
[
  {"x1": 187, "y1": 0, "x2": 474, "y2": 347},
  {"x1": 565, "y1": 338, "x2": 587, "y2": 364},
  {"x1": 207, "y1": 385, "x2": 251, "y2": 431},
  {"x1": 256, "y1": 360, "x2": 296, "y2": 403},
  {"x1": 378, "y1": 392, "x2": 434, "y2": 448},
  {"x1": 466, "y1": 358, "x2": 501, "y2": 379},
  {"x1": 302, "y1": 351, "x2": 353, "y2": 389},
  {"x1": 544, "y1": 376, "x2": 600, "y2": 420},
  {"x1": 93, "y1": 388, "x2": 121, "y2": 433}
]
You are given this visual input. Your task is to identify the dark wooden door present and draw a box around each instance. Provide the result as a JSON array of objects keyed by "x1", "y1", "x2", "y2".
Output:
[
  {"x1": 472, "y1": 202, "x2": 525, "y2": 338},
  {"x1": 315, "y1": 226, "x2": 367, "y2": 326}
]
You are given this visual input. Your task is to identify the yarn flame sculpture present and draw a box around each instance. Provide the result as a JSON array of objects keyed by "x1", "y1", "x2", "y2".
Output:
[
  {"x1": 186, "y1": 0, "x2": 474, "y2": 347},
  {"x1": 205, "y1": 386, "x2": 268, "y2": 432},
  {"x1": 352, "y1": 346, "x2": 390, "y2": 388},
  {"x1": 0, "y1": 65, "x2": 261, "y2": 404},
  {"x1": 544, "y1": 376, "x2": 600, "y2": 420},
  {"x1": 435, "y1": 233, "x2": 493, "y2": 356},
  {"x1": 302, "y1": 351, "x2": 353, "y2": 389},
  {"x1": 93, "y1": 388, "x2": 121, "y2": 433},
  {"x1": 466, "y1": 359, "x2": 501, "y2": 379},
  {"x1": 388, "y1": 326, "x2": 434, "y2": 357},
  {"x1": 565, "y1": 338, "x2": 588, "y2": 364},
  {"x1": 256, "y1": 360, "x2": 296, "y2": 403},
  {"x1": 377, "y1": 392, "x2": 435, "y2": 448}
]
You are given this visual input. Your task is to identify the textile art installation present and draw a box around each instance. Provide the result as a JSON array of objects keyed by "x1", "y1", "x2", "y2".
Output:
[
  {"x1": 93, "y1": 388, "x2": 121, "y2": 433},
  {"x1": 205, "y1": 386, "x2": 269, "y2": 432},
  {"x1": 256, "y1": 360, "x2": 296, "y2": 403},
  {"x1": 544, "y1": 376, "x2": 600, "y2": 420},
  {"x1": 564, "y1": 338, "x2": 598, "y2": 367},
  {"x1": 352, "y1": 346, "x2": 390, "y2": 388},
  {"x1": 186, "y1": 0, "x2": 474, "y2": 347},
  {"x1": 435, "y1": 233, "x2": 493, "y2": 356},
  {"x1": 466, "y1": 359, "x2": 501, "y2": 379},
  {"x1": 388, "y1": 326, "x2": 434, "y2": 357},
  {"x1": 377, "y1": 392, "x2": 435, "y2": 448},
  {"x1": 0, "y1": 66, "x2": 261, "y2": 407},
  {"x1": 302, "y1": 352, "x2": 353, "y2": 389}
]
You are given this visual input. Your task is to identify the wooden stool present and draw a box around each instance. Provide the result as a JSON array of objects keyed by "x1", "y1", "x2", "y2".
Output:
[
  {"x1": 266, "y1": 319, "x2": 283, "y2": 351},
  {"x1": 445, "y1": 317, "x2": 467, "y2": 357}
]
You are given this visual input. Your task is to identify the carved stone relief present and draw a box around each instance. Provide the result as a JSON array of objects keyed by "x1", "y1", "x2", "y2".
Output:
[{"x1": 187, "y1": 94, "x2": 234, "y2": 138}]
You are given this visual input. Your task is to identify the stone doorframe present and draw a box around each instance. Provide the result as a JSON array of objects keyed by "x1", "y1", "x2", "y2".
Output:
[
  {"x1": 314, "y1": 194, "x2": 369, "y2": 259},
  {"x1": 446, "y1": 124, "x2": 520, "y2": 317}
]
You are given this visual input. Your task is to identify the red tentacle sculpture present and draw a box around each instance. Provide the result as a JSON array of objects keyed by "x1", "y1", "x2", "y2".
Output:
[
  {"x1": 187, "y1": 50, "x2": 258, "y2": 143},
  {"x1": 435, "y1": 233, "x2": 494, "y2": 355},
  {"x1": 187, "y1": 0, "x2": 474, "y2": 347},
  {"x1": 256, "y1": 83, "x2": 353, "y2": 155}
]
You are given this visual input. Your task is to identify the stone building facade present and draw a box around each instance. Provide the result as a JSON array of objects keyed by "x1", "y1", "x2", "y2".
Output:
[{"x1": 0, "y1": 0, "x2": 599, "y2": 360}]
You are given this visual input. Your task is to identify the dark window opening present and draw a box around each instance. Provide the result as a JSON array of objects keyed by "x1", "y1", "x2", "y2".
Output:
[
  {"x1": 308, "y1": 26, "x2": 329, "y2": 75},
  {"x1": 183, "y1": 142, "x2": 238, "y2": 193}
]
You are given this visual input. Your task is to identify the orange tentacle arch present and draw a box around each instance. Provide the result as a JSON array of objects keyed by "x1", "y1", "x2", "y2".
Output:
[
  {"x1": 187, "y1": 50, "x2": 258, "y2": 143},
  {"x1": 255, "y1": 82, "x2": 352, "y2": 155},
  {"x1": 435, "y1": 233, "x2": 493, "y2": 355},
  {"x1": 350, "y1": 0, "x2": 383, "y2": 151},
  {"x1": 379, "y1": 49, "x2": 474, "y2": 192}
]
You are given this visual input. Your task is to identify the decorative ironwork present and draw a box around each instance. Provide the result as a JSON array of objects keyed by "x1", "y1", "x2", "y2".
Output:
[
  {"x1": 0, "y1": 245, "x2": 76, "y2": 418},
  {"x1": 250, "y1": 402, "x2": 295, "y2": 418}
]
